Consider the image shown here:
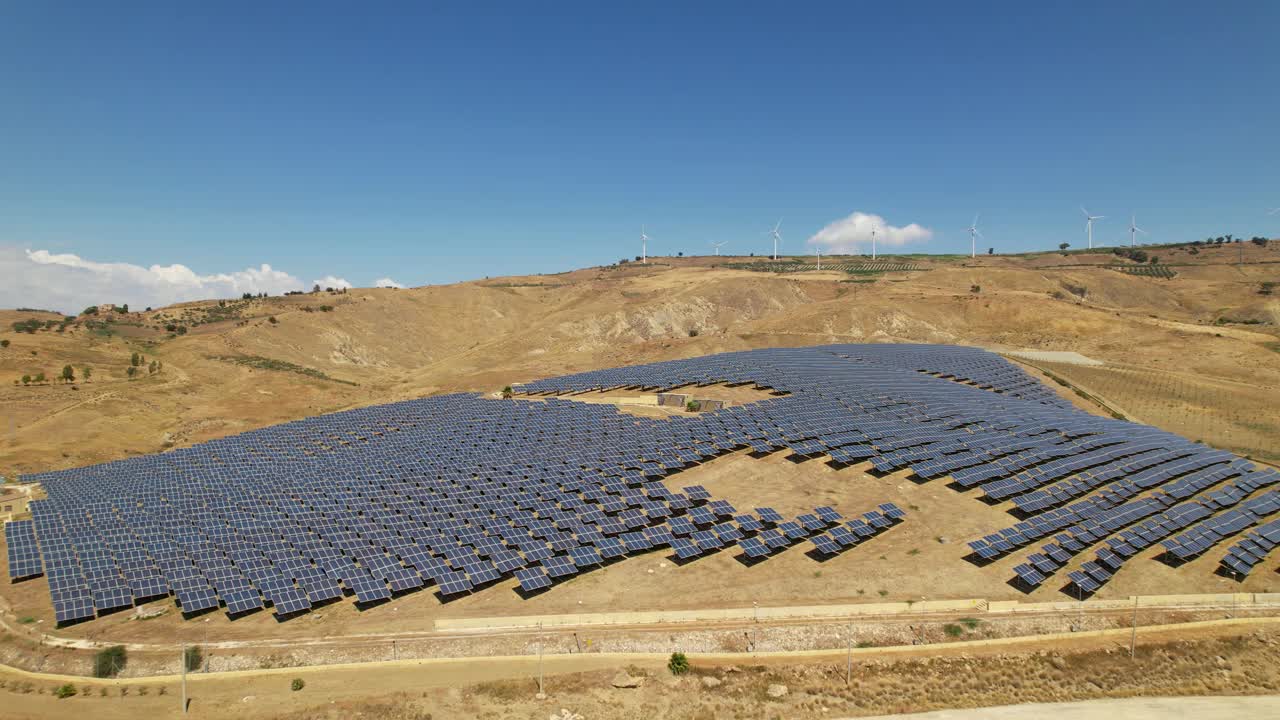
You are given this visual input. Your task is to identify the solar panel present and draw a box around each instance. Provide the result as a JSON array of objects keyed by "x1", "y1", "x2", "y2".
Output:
[{"x1": 9, "y1": 343, "x2": 1253, "y2": 623}]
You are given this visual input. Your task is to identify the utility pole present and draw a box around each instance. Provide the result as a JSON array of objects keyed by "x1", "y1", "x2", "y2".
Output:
[
  {"x1": 1129, "y1": 596, "x2": 1138, "y2": 659},
  {"x1": 537, "y1": 621, "x2": 545, "y2": 695},
  {"x1": 181, "y1": 642, "x2": 188, "y2": 714},
  {"x1": 845, "y1": 624, "x2": 853, "y2": 685}
]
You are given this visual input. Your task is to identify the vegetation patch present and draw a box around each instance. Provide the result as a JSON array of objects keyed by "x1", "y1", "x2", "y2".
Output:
[
  {"x1": 209, "y1": 355, "x2": 358, "y2": 386},
  {"x1": 93, "y1": 645, "x2": 127, "y2": 678}
]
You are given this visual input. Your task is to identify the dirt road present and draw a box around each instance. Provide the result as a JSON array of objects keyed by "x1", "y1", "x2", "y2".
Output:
[{"x1": 859, "y1": 695, "x2": 1280, "y2": 720}]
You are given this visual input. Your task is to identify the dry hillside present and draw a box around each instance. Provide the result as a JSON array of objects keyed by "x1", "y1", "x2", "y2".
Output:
[{"x1": 2, "y1": 242, "x2": 1279, "y2": 478}]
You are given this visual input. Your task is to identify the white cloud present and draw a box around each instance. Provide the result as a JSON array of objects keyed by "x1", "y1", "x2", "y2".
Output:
[
  {"x1": 311, "y1": 275, "x2": 352, "y2": 290},
  {"x1": 0, "y1": 246, "x2": 363, "y2": 314},
  {"x1": 374, "y1": 277, "x2": 405, "y2": 289},
  {"x1": 806, "y1": 211, "x2": 933, "y2": 254}
]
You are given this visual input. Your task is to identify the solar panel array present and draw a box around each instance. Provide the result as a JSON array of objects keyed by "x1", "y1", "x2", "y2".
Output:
[
  {"x1": 1220, "y1": 519, "x2": 1280, "y2": 577},
  {"x1": 5, "y1": 520, "x2": 43, "y2": 580},
  {"x1": 4, "y1": 343, "x2": 1272, "y2": 623}
]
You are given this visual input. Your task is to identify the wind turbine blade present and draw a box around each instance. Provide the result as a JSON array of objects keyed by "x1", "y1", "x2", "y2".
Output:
[
  {"x1": 974, "y1": 229, "x2": 984, "y2": 239},
  {"x1": 1081, "y1": 206, "x2": 1090, "y2": 218},
  {"x1": 973, "y1": 213, "x2": 980, "y2": 228}
]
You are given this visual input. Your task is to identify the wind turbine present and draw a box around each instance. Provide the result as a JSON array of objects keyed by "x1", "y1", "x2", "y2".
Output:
[
  {"x1": 965, "y1": 213, "x2": 983, "y2": 259},
  {"x1": 640, "y1": 226, "x2": 649, "y2": 264},
  {"x1": 816, "y1": 245, "x2": 822, "y2": 270},
  {"x1": 1081, "y1": 207, "x2": 1105, "y2": 249},
  {"x1": 769, "y1": 219, "x2": 782, "y2": 261},
  {"x1": 1128, "y1": 215, "x2": 1148, "y2": 247},
  {"x1": 870, "y1": 224, "x2": 878, "y2": 261},
  {"x1": 710, "y1": 240, "x2": 728, "y2": 256}
]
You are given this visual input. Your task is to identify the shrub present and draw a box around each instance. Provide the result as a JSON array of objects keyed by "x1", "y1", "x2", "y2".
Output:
[
  {"x1": 93, "y1": 646, "x2": 127, "y2": 678},
  {"x1": 0, "y1": 339, "x2": 9, "y2": 348},
  {"x1": 685, "y1": 400, "x2": 701, "y2": 412},
  {"x1": 11, "y1": 318, "x2": 42, "y2": 334},
  {"x1": 291, "y1": 678, "x2": 305, "y2": 692},
  {"x1": 501, "y1": 385, "x2": 513, "y2": 399},
  {"x1": 268, "y1": 316, "x2": 278, "y2": 324},
  {"x1": 667, "y1": 652, "x2": 690, "y2": 676},
  {"x1": 943, "y1": 624, "x2": 964, "y2": 638},
  {"x1": 969, "y1": 285, "x2": 981, "y2": 293},
  {"x1": 688, "y1": 328, "x2": 699, "y2": 337},
  {"x1": 54, "y1": 683, "x2": 76, "y2": 699},
  {"x1": 959, "y1": 617, "x2": 981, "y2": 630},
  {"x1": 184, "y1": 645, "x2": 203, "y2": 672}
]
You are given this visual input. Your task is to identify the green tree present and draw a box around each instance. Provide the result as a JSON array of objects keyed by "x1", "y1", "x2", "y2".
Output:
[
  {"x1": 81, "y1": 306, "x2": 98, "y2": 316},
  {"x1": 0, "y1": 339, "x2": 8, "y2": 348},
  {"x1": 184, "y1": 645, "x2": 203, "y2": 672},
  {"x1": 291, "y1": 678, "x2": 305, "y2": 692},
  {"x1": 33, "y1": 372, "x2": 45, "y2": 384},
  {"x1": 83, "y1": 366, "x2": 91, "y2": 381},
  {"x1": 93, "y1": 646, "x2": 127, "y2": 678},
  {"x1": 149, "y1": 360, "x2": 158, "y2": 374},
  {"x1": 21, "y1": 375, "x2": 30, "y2": 386},
  {"x1": 126, "y1": 366, "x2": 137, "y2": 380},
  {"x1": 501, "y1": 385, "x2": 513, "y2": 399},
  {"x1": 667, "y1": 652, "x2": 690, "y2": 675},
  {"x1": 54, "y1": 684, "x2": 77, "y2": 699},
  {"x1": 1058, "y1": 242, "x2": 1070, "y2": 251},
  {"x1": 61, "y1": 365, "x2": 74, "y2": 383}
]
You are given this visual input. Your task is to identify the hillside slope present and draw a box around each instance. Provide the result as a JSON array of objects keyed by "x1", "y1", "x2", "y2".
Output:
[{"x1": 3, "y1": 244, "x2": 1279, "y2": 476}]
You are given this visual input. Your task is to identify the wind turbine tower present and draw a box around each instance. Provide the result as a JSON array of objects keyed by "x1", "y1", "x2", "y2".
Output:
[
  {"x1": 710, "y1": 240, "x2": 728, "y2": 256},
  {"x1": 966, "y1": 213, "x2": 983, "y2": 259},
  {"x1": 1128, "y1": 215, "x2": 1147, "y2": 247},
  {"x1": 770, "y1": 220, "x2": 782, "y2": 261},
  {"x1": 1081, "y1": 207, "x2": 1104, "y2": 249},
  {"x1": 640, "y1": 226, "x2": 649, "y2": 264},
  {"x1": 870, "y1": 225, "x2": 878, "y2": 261}
]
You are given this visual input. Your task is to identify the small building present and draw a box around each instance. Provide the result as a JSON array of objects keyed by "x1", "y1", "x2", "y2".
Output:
[{"x1": 0, "y1": 489, "x2": 30, "y2": 522}]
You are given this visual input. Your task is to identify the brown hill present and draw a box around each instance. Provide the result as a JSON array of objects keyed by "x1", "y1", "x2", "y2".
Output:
[{"x1": 3, "y1": 243, "x2": 1279, "y2": 477}]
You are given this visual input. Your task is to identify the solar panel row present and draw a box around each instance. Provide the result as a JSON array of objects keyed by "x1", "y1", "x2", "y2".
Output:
[{"x1": 5, "y1": 344, "x2": 1266, "y2": 622}]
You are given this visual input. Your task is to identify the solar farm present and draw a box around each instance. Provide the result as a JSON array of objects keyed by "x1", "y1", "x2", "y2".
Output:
[{"x1": 4, "y1": 344, "x2": 1278, "y2": 627}]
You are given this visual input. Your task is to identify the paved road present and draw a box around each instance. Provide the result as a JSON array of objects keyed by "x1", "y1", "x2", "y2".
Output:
[{"x1": 857, "y1": 695, "x2": 1280, "y2": 720}]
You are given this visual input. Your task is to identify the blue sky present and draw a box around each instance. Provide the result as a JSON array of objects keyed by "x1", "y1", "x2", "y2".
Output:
[{"x1": 2, "y1": 2, "x2": 1278, "y2": 308}]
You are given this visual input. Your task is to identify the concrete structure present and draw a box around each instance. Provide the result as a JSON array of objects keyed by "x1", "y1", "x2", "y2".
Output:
[{"x1": 0, "y1": 488, "x2": 30, "y2": 522}]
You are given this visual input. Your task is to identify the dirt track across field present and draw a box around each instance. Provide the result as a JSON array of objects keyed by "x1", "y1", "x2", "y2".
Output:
[{"x1": 859, "y1": 695, "x2": 1280, "y2": 720}]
